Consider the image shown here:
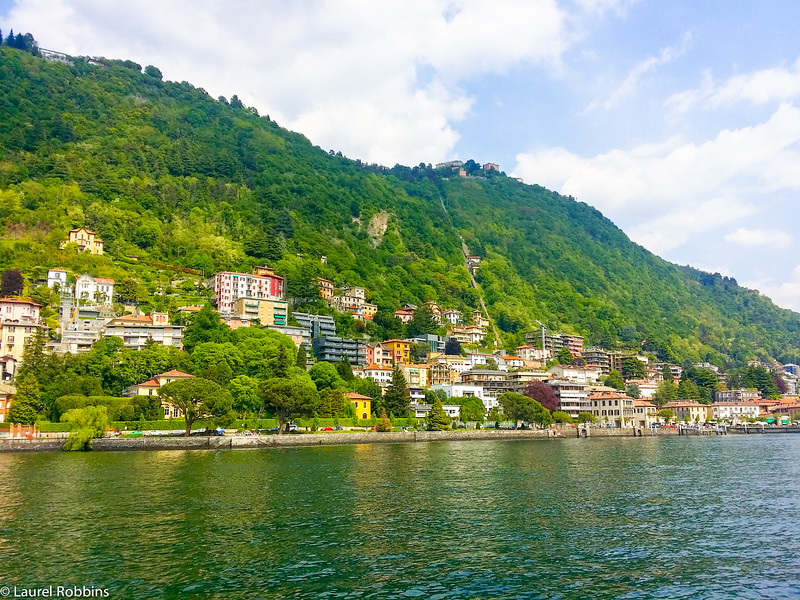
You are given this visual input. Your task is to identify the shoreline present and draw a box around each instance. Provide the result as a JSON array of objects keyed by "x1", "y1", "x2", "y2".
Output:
[{"x1": 0, "y1": 426, "x2": 676, "y2": 453}]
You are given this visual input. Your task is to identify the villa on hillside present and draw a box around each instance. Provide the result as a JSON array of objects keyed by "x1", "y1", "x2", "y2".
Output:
[{"x1": 124, "y1": 370, "x2": 194, "y2": 419}]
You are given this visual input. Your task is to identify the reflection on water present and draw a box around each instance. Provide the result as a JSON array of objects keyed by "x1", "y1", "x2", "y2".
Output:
[{"x1": 1, "y1": 436, "x2": 799, "y2": 599}]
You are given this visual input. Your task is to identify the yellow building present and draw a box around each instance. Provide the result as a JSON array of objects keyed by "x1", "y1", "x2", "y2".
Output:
[
  {"x1": 66, "y1": 227, "x2": 104, "y2": 255},
  {"x1": 663, "y1": 400, "x2": 711, "y2": 423},
  {"x1": 233, "y1": 297, "x2": 288, "y2": 326},
  {"x1": 401, "y1": 363, "x2": 429, "y2": 387},
  {"x1": 346, "y1": 392, "x2": 372, "y2": 420},
  {"x1": 383, "y1": 339, "x2": 411, "y2": 365}
]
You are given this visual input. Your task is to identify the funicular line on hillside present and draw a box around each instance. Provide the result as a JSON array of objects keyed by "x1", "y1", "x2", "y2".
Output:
[{"x1": 435, "y1": 189, "x2": 503, "y2": 347}]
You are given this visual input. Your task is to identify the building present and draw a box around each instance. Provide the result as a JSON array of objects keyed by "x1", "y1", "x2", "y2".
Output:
[
  {"x1": 715, "y1": 389, "x2": 760, "y2": 403},
  {"x1": 400, "y1": 363, "x2": 429, "y2": 388},
  {"x1": 103, "y1": 313, "x2": 184, "y2": 350},
  {"x1": 483, "y1": 162, "x2": 499, "y2": 171},
  {"x1": 0, "y1": 356, "x2": 18, "y2": 382},
  {"x1": 582, "y1": 347, "x2": 611, "y2": 374},
  {"x1": 428, "y1": 383, "x2": 494, "y2": 411},
  {"x1": 125, "y1": 370, "x2": 194, "y2": 419},
  {"x1": 423, "y1": 301, "x2": 442, "y2": 323},
  {"x1": 588, "y1": 391, "x2": 635, "y2": 427},
  {"x1": 383, "y1": 339, "x2": 411, "y2": 365},
  {"x1": 394, "y1": 309, "x2": 415, "y2": 324},
  {"x1": 442, "y1": 309, "x2": 461, "y2": 325},
  {"x1": 0, "y1": 382, "x2": 15, "y2": 423},
  {"x1": 64, "y1": 227, "x2": 104, "y2": 255},
  {"x1": 663, "y1": 401, "x2": 711, "y2": 423},
  {"x1": 506, "y1": 369, "x2": 551, "y2": 393},
  {"x1": 311, "y1": 336, "x2": 367, "y2": 366},
  {"x1": 366, "y1": 343, "x2": 392, "y2": 368},
  {"x1": 233, "y1": 297, "x2": 288, "y2": 327},
  {"x1": 345, "y1": 392, "x2": 372, "y2": 420},
  {"x1": 466, "y1": 351, "x2": 493, "y2": 368},
  {"x1": 315, "y1": 277, "x2": 335, "y2": 301},
  {"x1": 363, "y1": 364, "x2": 394, "y2": 388},
  {"x1": 515, "y1": 345, "x2": 550, "y2": 364},
  {"x1": 435, "y1": 160, "x2": 464, "y2": 169},
  {"x1": 266, "y1": 324, "x2": 311, "y2": 349},
  {"x1": 548, "y1": 379, "x2": 590, "y2": 419},
  {"x1": 47, "y1": 268, "x2": 69, "y2": 291},
  {"x1": 495, "y1": 355, "x2": 524, "y2": 371},
  {"x1": 459, "y1": 369, "x2": 511, "y2": 398},
  {"x1": 632, "y1": 398, "x2": 658, "y2": 428},
  {"x1": 547, "y1": 364, "x2": 601, "y2": 384},
  {"x1": 472, "y1": 309, "x2": 490, "y2": 328},
  {"x1": 710, "y1": 402, "x2": 760, "y2": 423},
  {"x1": 412, "y1": 403, "x2": 461, "y2": 419},
  {"x1": 406, "y1": 334, "x2": 445, "y2": 355},
  {"x1": 0, "y1": 298, "x2": 43, "y2": 364},
  {"x1": 448, "y1": 325, "x2": 485, "y2": 345},
  {"x1": 427, "y1": 352, "x2": 470, "y2": 385},
  {"x1": 293, "y1": 312, "x2": 336, "y2": 338},
  {"x1": 211, "y1": 268, "x2": 285, "y2": 313},
  {"x1": 74, "y1": 274, "x2": 115, "y2": 305}
]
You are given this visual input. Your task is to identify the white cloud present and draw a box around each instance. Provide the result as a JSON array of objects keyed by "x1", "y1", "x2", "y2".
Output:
[
  {"x1": 0, "y1": 0, "x2": 598, "y2": 166},
  {"x1": 514, "y1": 103, "x2": 800, "y2": 254},
  {"x1": 725, "y1": 228, "x2": 793, "y2": 248},
  {"x1": 745, "y1": 265, "x2": 800, "y2": 313},
  {"x1": 586, "y1": 32, "x2": 691, "y2": 111},
  {"x1": 666, "y1": 57, "x2": 800, "y2": 115}
]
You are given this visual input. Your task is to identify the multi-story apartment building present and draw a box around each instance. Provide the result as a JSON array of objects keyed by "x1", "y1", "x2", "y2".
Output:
[
  {"x1": 548, "y1": 378, "x2": 590, "y2": 419},
  {"x1": 588, "y1": 390, "x2": 635, "y2": 427},
  {"x1": 547, "y1": 364, "x2": 601, "y2": 384},
  {"x1": 710, "y1": 402, "x2": 760, "y2": 422},
  {"x1": 311, "y1": 336, "x2": 367, "y2": 366},
  {"x1": 459, "y1": 369, "x2": 512, "y2": 399},
  {"x1": 582, "y1": 347, "x2": 611, "y2": 374},
  {"x1": 632, "y1": 398, "x2": 658, "y2": 428},
  {"x1": 211, "y1": 267, "x2": 285, "y2": 314},
  {"x1": 400, "y1": 363, "x2": 429, "y2": 388},
  {"x1": 366, "y1": 342, "x2": 392, "y2": 367},
  {"x1": 715, "y1": 388, "x2": 760, "y2": 403},
  {"x1": 0, "y1": 298, "x2": 43, "y2": 365},
  {"x1": 103, "y1": 312, "x2": 184, "y2": 350},
  {"x1": 315, "y1": 277, "x2": 335, "y2": 301},
  {"x1": 441, "y1": 309, "x2": 461, "y2": 325},
  {"x1": 293, "y1": 312, "x2": 336, "y2": 338},
  {"x1": 234, "y1": 297, "x2": 288, "y2": 327},
  {"x1": 383, "y1": 339, "x2": 411, "y2": 365},
  {"x1": 267, "y1": 325, "x2": 311, "y2": 349},
  {"x1": 364, "y1": 364, "x2": 394, "y2": 388}
]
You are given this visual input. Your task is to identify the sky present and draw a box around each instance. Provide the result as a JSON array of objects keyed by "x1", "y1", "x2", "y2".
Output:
[{"x1": 2, "y1": 0, "x2": 800, "y2": 311}]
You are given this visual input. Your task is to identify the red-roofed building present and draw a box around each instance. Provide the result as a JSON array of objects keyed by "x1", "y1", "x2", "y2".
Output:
[
  {"x1": 125, "y1": 370, "x2": 195, "y2": 419},
  {"x1": 345, "y1": 392, "x2": 372, "y2": 420},
  {"x1": 104, "y1": 312, "x2": 183, "y2": 350},
  {"x1": 588, "y1": 390, "x2": 635, "y2": 427},
  {"x1": 363, "y1": 364, "x2": 393, "y2": 388}
]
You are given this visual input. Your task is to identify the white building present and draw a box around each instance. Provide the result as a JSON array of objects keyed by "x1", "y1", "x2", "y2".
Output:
[
  {"x1": 211, "y1": 267, "x2": 285, "y2": 313},
  {"x1": 47, "y1": 268, "x2": 69, "y2": 291},
  {"x1": 429, "y1": 383, "x2": 494, "y2": 411},
  {"x1": 363, "y1": 364, "x2": 394, "y2": 389},
  {"x1": 441, "y1": 309, "x2": 462, "y2": 325},
  {"x1": 103, "y1": 313, "x2": 184, "y2": 350},
  {"x1": 547, "y1": 364, "x2": 601, "y2": 384},
  {"x1": 75, "y1": 274, "x2": 115, "y2": 305},
  {"x1": 711, "y1": 402, "x2": 760, "y2": 423}
]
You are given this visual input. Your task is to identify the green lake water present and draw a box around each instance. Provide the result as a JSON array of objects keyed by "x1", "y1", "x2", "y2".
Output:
[{"x1": 1, "y1": 435, "x2": 799, "y2": 599}]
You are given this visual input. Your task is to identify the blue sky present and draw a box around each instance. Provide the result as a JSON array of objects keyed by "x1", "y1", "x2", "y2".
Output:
[{"x1": 3, "y1": 0, "x2": 800, "y2": 311}]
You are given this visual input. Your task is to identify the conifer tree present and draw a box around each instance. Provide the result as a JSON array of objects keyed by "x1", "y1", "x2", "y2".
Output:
[
  {"x1": 382, "y1": 366, "x2": 409, "y2": 418},
  {"x1": 7, "y1": 373, "x2": 41, "y2": 425},
  {"x1": 295, "y1": 345, "x2": 307, "y2": 369},
  {"x1": 426, "y1": 397, "x2": 450, "y2": 431},
  {"x1": 376, "y1": 408, "x2": 392, "y2": 432}
]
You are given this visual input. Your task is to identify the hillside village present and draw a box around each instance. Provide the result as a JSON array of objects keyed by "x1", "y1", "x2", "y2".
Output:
[{"x1": 2, "y1": 226, "x2": 800, "y2": 430}]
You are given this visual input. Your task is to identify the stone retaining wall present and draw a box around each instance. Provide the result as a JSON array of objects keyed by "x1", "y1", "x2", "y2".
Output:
[{"x1": 0, "y1": 426, "x2": 676, "y2": 453}]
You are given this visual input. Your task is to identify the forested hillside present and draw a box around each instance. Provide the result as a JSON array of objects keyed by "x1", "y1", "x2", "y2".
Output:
[{"x1": 1, "y1": 44, "x2": 799, "y2": 366}]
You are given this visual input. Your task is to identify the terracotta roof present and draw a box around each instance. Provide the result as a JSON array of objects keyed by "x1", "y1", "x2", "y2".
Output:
[
  {"x1": 111, "y1": 315, "x2": 153, "y2": 323},
  {"x1": 0, "y1": 297, "x2": 41, "y2": 307},
  {"x1": 365, "y1": 364, "x2": 393, "y2": 371},
  {"x1": 69, "y1": 227, "x2": 96, "y2": 234},
  {"x1": 156, "y1": 370, "x2": 194, "y2": 378},
  {"x1": 633, "y1": 399, "x2": 655, "y2": 407},
  {"x1": 178, "y1": 305, "x2": 204, "y2": 312},
  {"x1": 93, "y1": 278, "x2": 115, "y2": 284},
  {"x1": 49, "y1": 268, "x2": 67, "y2": 272},
  {"x1": 345, "y1": 392, "x2": 372, "y2": 400},
  {"x1": 137, "y1": 379, "x2": 160, "y2": 387},
  {"x1": 589, "y1": 391, "x2": 633, "y2": 400}
]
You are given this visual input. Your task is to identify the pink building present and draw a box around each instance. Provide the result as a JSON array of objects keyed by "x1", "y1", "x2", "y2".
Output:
[
  {"x1": 0, "y1": 298, "x2": 41, "y2": 323},
  {"x1": 211, "y1": 268, "x2": 285, "y2": 313}
]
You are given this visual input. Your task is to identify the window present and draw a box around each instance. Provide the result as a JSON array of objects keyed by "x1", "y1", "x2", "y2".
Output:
[{"x1": 164, "y1": 407, "x2": 170, "y2": 417}]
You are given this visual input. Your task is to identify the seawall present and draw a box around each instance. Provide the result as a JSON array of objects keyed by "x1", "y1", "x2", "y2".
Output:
[{"x1": 0, "y1": 426, "x2": 675, "y2": 453}]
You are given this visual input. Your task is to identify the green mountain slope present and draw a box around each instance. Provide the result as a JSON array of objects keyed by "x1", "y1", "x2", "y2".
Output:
[{"x1": 1, "y1": 45, "x2": 798, "y2": 366}]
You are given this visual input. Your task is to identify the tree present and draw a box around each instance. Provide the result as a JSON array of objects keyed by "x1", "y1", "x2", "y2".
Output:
[
  {"x1": 652, "y1": 380, "x2": 678, "y2": 407},
  {"x1": 444, "y1": 337, "x2": 461, "y2": 356},
  {"x1": 258, "y1": 377, "x2": 319, "y2": 433},
  {"x1": 458, "y1": 397, "x2": 485, "y2": 423},
  {"x1": 577, "y1": 411, "x2": 596, "y2": 424},
  {"x1": 376, "y1": 408, "x2": 393, "y2": 432},
  {"x1": 335, "y1": 357, "x2": 354, "y2": 381},
  {"x1": 1, "y1": 269, "x2": 24, "y2": 296},
  {"x1": 657, "y1": 408, "x2": 674, "y2": 421},
  {"x1": 677, "y1": 379, "x2": 701, "y2": 400},
  {"x1": 604, "y1": 369, "x2": 625, "y2": 390},
  {"x1": 383, "y1": 366, "x2": 410, "y2": 418},
  {"x1": 625, "y1": 383, "x2": 641, "y2": 399},
  {"x1": 317, "y1": 388, "x2": 348, "y2": 417},
  {"x1": 487, "y1": 406, "x2": 503, "y2": 427},
  {"x1": 621, "y1": 357, "x2": 646, "y2": 380},
  {"x1": 486, "y1": 357, "x2": 499, "y2": 370},
  {"x1": 662, "y1": 364, "x2": 674, "y2": 382},
  {"x1": 556, "y1": 347, "x2": 573, "y2": 365},
  {"x1": 228, "y1": 375, "x2": 260, "y2": 416},
  {"x1": 295, "y1": 345, "x2": 307, "y2": 369},
  {"x1": 522, "y1": 380, "x2": 559, "y2": 412},
  {"x1": 61, "y1": 406, "x2": 109, "y2": 451},
  {"x1": 158, "y1": 377, "x2": 233, "y2": 436},
  {"x1": 426, "y1": 397, "x2": 450, "y2": 430},
  {"x1": 6, "y1": 373, "x2": 41, "y2": 424},
  {"x1": 407, "y1": 304, "x2": 439, "y2": 337},
  {"x1": 552, "y1": 410, "x2": 573, "y2": 424},
  {"x1": 309, "y1": 361, "x2": 345, "y2": 391},
  {"x1": 144, "y1": 65, "x2": 163, "y2": 80},
  {"x1": 498, "y1": 392, "x2": 551, "y2": 428},
  {"x1": 183, "y1": 305, "x2": 230, "y2": 351}
]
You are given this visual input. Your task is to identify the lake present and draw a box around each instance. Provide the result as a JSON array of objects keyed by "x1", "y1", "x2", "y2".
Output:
[{"x1": 1, "y1": 435, "x2": 799, "y2": 599}]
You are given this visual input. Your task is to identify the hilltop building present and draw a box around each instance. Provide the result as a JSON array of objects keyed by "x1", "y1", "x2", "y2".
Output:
[{"x1": 62, "y1": 227, "x2": 104, "y2": 255}]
